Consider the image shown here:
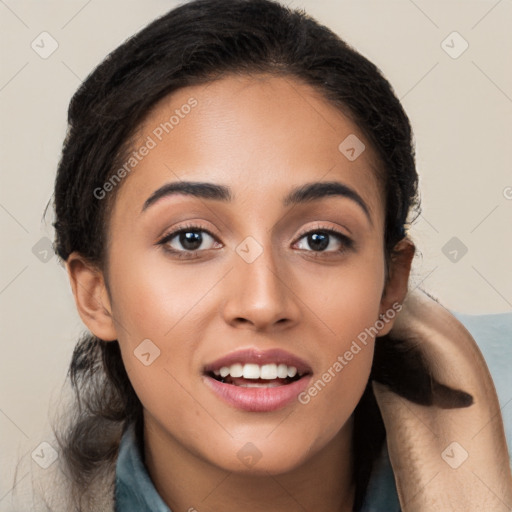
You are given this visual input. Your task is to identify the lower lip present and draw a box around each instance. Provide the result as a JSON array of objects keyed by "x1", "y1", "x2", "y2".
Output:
[{"x1": 202, "y1": 374, "x2": 312, "y2": 412}]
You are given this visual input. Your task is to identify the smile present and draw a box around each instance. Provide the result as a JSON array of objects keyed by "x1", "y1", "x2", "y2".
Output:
[
  {"x1": 202, "y1": 348, "x2": 313, "y2": 412},
  {"x1": 209, "y1": 363, "x2": 305, "y2": 385}
]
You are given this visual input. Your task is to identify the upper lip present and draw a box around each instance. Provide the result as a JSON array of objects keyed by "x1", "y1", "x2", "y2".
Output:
[{"x1": 203, "y1": 348, "x2": 313, "y2": 376}]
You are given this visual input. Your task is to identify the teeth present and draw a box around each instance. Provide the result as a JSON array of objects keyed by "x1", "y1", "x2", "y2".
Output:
[
  {"x1": 287, "y1": 366, "x2": 297, "y2": 378},
  {"x1": 230, "y1": 363, "x2": 243, "y2": 378},
  {"x1": 212, "y1": 363, "x2": 302, "y2": 380},
  {"x1": 277, "y1": 364, "x2": 288, "y2": 379},
  {"x1": 260, "y1": 364, "x2": 277, "y2": 379},
  {"x1": 242, "y1": 363, "x2": 260, "y2": 379}
]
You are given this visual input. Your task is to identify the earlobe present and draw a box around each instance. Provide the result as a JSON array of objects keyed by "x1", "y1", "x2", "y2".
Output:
[
  {"x1": 377, "y1": 237, "x2": 416, "y2": 336},
  {"x1": 65, "y1": 251, "x2": 118, "y2": 341}
]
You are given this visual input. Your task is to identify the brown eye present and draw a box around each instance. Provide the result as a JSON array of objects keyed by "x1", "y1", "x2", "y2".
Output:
[
  {"x1": 157, "y1": 224, "x2": 221, "y2": 258},
  {"x1": 294, "y1": 228, "x2": 353, "y2": 254}
]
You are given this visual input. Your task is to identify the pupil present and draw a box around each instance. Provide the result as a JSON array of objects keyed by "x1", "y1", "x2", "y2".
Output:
[
  {"x1": 180, "y1": 231, "x2": 202, "y2": 250},
  {"x1": 309, "y1": 232, "x2": 328, "y2": 251}
]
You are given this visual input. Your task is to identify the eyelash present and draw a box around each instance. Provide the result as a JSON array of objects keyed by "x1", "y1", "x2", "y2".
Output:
[{"x1": 156, "y1": 222, "x2": 354, "y2": 260}]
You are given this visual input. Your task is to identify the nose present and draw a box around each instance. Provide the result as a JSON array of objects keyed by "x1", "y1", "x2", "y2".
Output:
[{"x1": 221, "y1": 241, "x2": 301, "y2": 332}]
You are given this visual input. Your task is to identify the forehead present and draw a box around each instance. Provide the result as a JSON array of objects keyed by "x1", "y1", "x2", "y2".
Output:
[{"x1": 110, "y1": 73, "x2": 384, "y2": 224}]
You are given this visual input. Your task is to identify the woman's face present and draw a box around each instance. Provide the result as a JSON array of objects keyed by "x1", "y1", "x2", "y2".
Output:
[{"x1": 72, "y1": 73, "x2": 411, "y2": 474}]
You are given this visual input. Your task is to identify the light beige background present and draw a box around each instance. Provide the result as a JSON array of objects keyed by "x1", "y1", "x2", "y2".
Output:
[{"x1": 1, "y1": 0, "x2": 511, "y2": 508}]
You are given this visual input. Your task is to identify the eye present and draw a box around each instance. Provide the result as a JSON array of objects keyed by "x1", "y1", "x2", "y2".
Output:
[
  {"x1": 157, "y1": 223, "x2": 221, "y2": 258},
  {"x1": 294, "y1": 224, "x2": 353, "y2": 255},
  {"x1": 157, "y1": 222, "x2": 354, "y2": 260}
]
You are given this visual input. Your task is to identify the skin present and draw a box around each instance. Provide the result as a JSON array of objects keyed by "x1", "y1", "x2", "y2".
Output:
[{"x1": 66, "y1": 73, "x2": 415, "y2": 512}]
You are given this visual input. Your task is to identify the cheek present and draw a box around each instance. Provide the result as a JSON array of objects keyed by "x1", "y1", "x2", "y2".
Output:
[
  {"x1": 298, "y1": 337, "x2": 375, "y2": 442},
  {"x1": 298, "y1": 244, "x2": 386, "y2": 335},
  {"x1": 106, "y1": 249, "x2": 222, "y2": 426},
  {"x1": 294, "y1": 317, "x2": 377, "y2": 457},
  {"x1": 292, "y1": 249, "x2": 384, "y2": 439},
  {"x1": 107, "y1": 244, "x2": 217, "y2": 339}
]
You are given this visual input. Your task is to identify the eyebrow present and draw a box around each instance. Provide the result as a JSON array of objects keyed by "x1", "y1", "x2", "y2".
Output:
[{"x1": 141, "y1": 180, "x2": 372, "y2": 222}]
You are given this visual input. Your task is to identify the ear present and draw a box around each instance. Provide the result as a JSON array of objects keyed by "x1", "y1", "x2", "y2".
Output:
[
  {"x1": 376, "y1": 237, "x2": 415, "y2": 336},
  {"x1": 65, "y1": 251, "x2": 118, "y2": 341}
]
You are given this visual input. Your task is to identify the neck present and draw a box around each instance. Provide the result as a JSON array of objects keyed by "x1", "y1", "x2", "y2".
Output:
[{"x1": 143, "y1": 412, "x2": 356, "y2": 512}]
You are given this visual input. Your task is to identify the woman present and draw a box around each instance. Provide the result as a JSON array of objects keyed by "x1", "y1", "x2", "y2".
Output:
[{"x1": 14, "y1": 0, "x2": 511, "y2": 510}]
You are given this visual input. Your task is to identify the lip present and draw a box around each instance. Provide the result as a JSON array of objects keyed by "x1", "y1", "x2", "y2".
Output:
[
  {"x1": 202, "y1": 372, "x2": 313, "y2": 412},
  {"x1": 203, "y1": 348, "x2": 313, "y2": 375}
]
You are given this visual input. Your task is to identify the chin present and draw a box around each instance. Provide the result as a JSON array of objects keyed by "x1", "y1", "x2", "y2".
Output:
[{"x1": 204, "y1": 438, "x2": 313, "y2": 476}]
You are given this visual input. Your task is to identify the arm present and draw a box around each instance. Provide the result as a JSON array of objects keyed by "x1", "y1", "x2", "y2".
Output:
[{"x1": 374, "y1": 287, "x2": 512, "y2": 511}]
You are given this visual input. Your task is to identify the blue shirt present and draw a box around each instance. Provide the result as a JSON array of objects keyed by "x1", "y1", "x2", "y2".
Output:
[{"x1": 115, "y1": 311, "x2": 512, "y2": 511}]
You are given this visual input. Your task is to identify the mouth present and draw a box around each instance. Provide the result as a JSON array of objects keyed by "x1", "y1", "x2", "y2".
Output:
[{"x1": 202, "y1": 348, "x2": 313, "y2": 412}]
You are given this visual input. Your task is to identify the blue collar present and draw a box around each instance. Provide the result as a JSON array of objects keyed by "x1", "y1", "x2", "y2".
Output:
[
  {"x1": 114, "y1": 422, "x2": 400, "y2": 511},
  {"x1": 115, "y1": 423, "x2": 171, "y2": 511}
]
